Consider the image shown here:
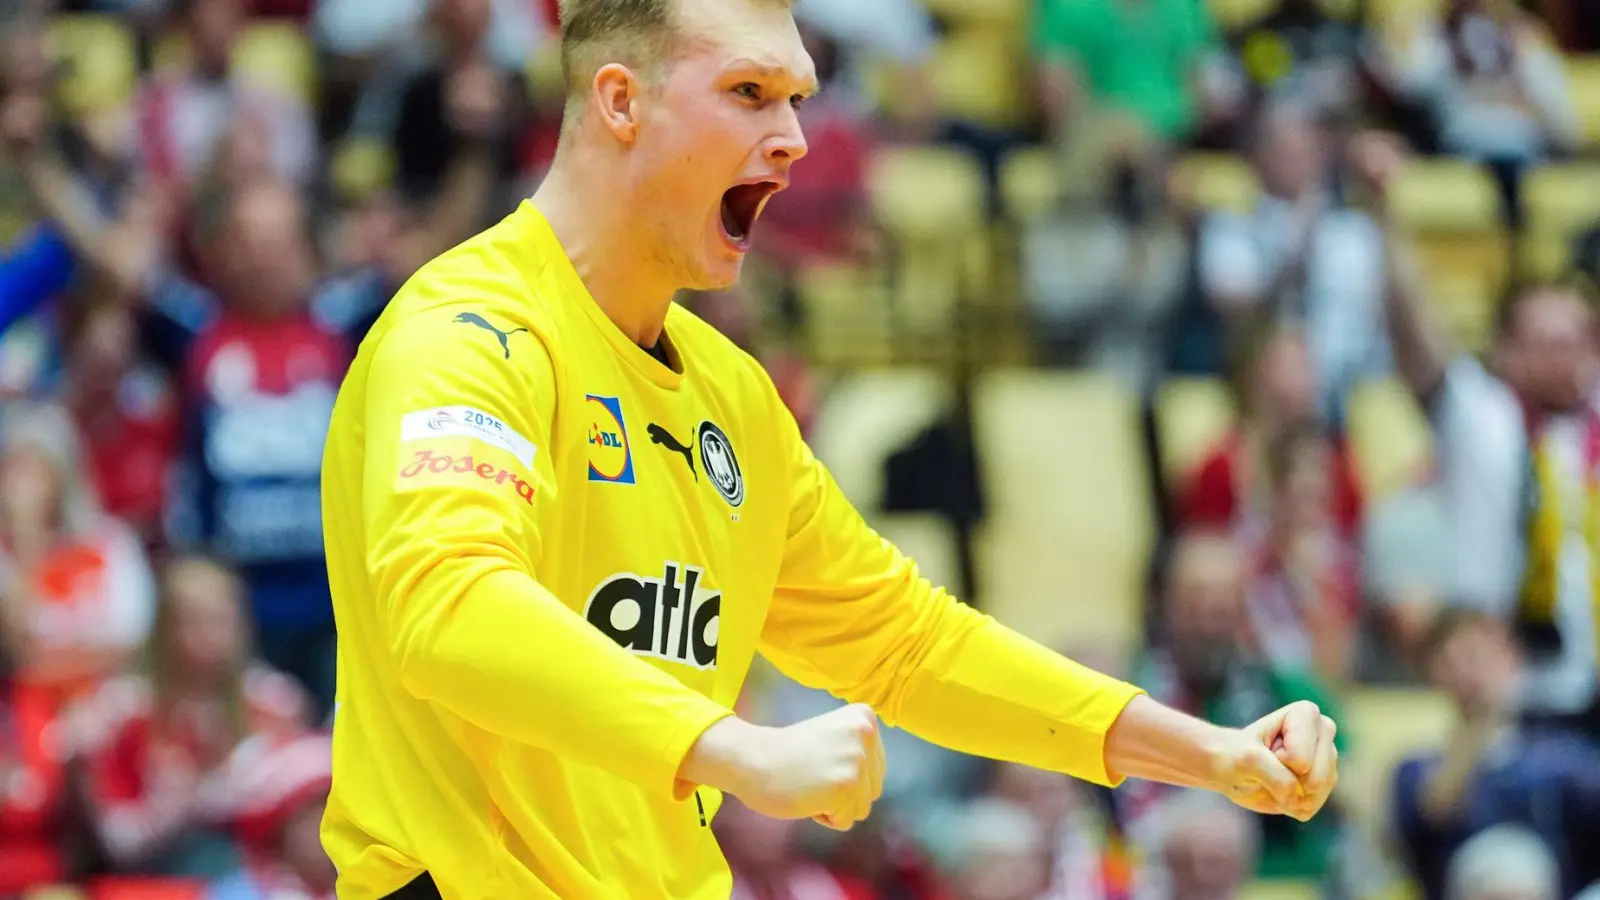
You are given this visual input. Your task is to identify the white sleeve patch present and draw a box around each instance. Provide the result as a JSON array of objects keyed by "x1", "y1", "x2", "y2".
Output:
[{"x1": 400, "y1": 407, "x2": 539, "y2": 468}]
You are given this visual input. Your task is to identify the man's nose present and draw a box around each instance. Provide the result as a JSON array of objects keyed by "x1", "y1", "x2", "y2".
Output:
[{"x1": 766, "y1": 108, "x2": 808, "y2": 166}]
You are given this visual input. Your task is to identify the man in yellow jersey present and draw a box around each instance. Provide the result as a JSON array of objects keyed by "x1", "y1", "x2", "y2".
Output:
[{"x1": 317, "y1": 0, "x2": 1340, "y2": 895}]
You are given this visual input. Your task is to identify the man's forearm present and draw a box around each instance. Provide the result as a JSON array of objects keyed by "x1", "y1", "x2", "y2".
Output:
[{"x1": 1103, "y1": 694, "x2": 1232, "y2": 789}]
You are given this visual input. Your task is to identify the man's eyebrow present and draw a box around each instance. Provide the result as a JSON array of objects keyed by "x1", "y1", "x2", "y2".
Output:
[{"x1": 726, "y1": 59, "x2": 820, "y2": 95}]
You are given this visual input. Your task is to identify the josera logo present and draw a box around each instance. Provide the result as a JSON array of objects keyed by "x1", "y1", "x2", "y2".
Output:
[
  {"x1": 398, "y1": 449, "x2": 534, "y2": 505},
  {"x1": 585, "y1": 562, "x2": 720, "y2": 669},
  {"x1": 586, "y1": 394, "x2": 636, "y2": 484}
]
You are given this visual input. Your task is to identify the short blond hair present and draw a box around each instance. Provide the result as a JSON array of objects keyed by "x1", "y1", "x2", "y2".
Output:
[{"x1": 557, "y1": 0, "x2": 794, "y2": 97}]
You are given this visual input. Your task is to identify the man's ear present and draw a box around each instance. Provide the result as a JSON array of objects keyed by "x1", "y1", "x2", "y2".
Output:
[{"x1": 593, "y1": 63, "x2": 642, "y2": 143}]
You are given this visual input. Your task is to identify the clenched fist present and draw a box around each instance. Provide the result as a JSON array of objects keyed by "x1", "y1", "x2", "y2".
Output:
[
  {"x1": 1213, "y1": 700, "x2": 1339, "y2": 822},
  {"x1": 681, "y1": 703, "x2": 886, "y2": 831}
]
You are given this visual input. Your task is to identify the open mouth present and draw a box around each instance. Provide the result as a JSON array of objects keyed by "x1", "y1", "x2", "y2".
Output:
[{"x1": 719, "y1": 181, "x2": 781, "y2": 250}]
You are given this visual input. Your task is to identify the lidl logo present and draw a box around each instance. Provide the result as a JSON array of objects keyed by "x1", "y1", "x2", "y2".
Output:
[{"x1": 586, "y1": 394, "x2": 635, "y2": 484}]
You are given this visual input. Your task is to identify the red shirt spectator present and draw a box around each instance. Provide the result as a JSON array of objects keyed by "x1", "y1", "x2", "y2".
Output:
[
  {"x1": 74, "y1": 555, "x2": 309, "y2": 871},
  {"x1": 1181, "y1": 431, "x2": 1363, "y2": 537}
]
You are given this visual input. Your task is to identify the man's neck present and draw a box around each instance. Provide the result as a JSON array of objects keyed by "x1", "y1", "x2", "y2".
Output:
[{"x1": 532, "y1": 150, "x2": 678, "y2": 347}]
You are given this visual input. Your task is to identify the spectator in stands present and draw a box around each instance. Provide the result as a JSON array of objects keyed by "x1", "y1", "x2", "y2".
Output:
[
  {"x1": 75, "y1": 554, "x2": 309, "y2": 879},
  {"x1": 1035, "y1": 0, "x2": 1227, "y2": 154},
  {"x1": 984, "y1": 761, "x2": 1136, "y2": 900},
  {"x1": 60, "y1": 304, "x2": 181, "y2": 545},
  {"x1": 1369, "y1": 125, "x2": 1600, "y2": 735},
  {"x1": 134, "y1": 0, "x2": 318, "y2": 189},
  {"x1": 0, "y1": 402, "x2": 155, "y2": 705},
  {"x1": 809, "y1": 808, "x2": 946, "y2": 900},
  {"x1": 715, "y1": 795, "x2": 863, "y2": 900},
  {"x1": 1123, "y1": 530, "x2": 1342, "y2": 880},
  {"x1": 1196, "y1": 102, "x2": 1391, "y2": 424},
  {"x1": 210, "y1": 732, "x2": 335, "y2": 900},
  {"x1": 1392, "y1": 610, "x2": 1600, "y2": 900},
  {"x1": 1376, "y1": 0, "x2": 1578, "y2": 226},
  {"x1": 1241, "y1": 423, "x2": 1361, "y2": 681},
  {"x1": 1444, "y1": 825, "x2": 1561, "y2": 900},
  {"x1": 1138, "y1": 791, "x2": 1259, "y2": 900},
  {"x1": 1179, "y1": 319, "x2": 1362, "y2": 539}
]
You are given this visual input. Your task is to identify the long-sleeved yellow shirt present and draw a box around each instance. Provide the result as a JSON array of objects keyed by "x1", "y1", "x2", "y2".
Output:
[{"x1": 319, "y1": 201, "x2": 1144, "y2": 899}]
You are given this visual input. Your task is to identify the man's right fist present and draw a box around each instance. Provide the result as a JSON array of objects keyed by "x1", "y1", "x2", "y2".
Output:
[{"x1": 682, "y1": 704, "x2": 885, "y2": 831}]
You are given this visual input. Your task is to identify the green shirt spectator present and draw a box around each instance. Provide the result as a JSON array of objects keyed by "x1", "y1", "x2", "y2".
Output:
[{"x1": 1034, "y1": 0, "x2": 1220, "y2": 141}]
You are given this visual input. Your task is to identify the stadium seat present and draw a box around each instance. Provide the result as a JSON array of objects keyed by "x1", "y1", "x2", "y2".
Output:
[
  {"x1": 928, "y1": 29, "x2": 1033, "y2": 135},
  {"x1": 999, "y1": 146, "x2": 1064, "y2": 225},
  {"x1": 808, "y1": 369, "x2": 953, "y2": 509},
  {"x1": 1240, "y1": 881, "x2": 1320, "y2": 900},
  {"x1": 1427, "y1": 271, "x2": 1496, "y2": 354},
  {"x1": 972, "y1": 371, "x2": 1154, "y2": 652},
  {"x1": 47, "y1": 15, "x2": 138, "y2": 114},
  {"x1": 1566, "y1": 56, "x2": 1600, "y2": 151},
  {"x1": 330, "y1": 136, "x2": 398, "y2": 201},
  {"x1": 1171, "y1": 154, "x2": 1261, "y2": 214},
  {"x1": 1388, "y1": 159, "x2": 1503, "y2": 233},
  {"x1": 1207, "y1": 0, "x2": 1281, "y2": 31},
  {"x1": 232, "y1": 23, "x2": 318, "y2": 104},
  {"x1": 1410, "y1": 232, "x2": 1511, "y2": 304},
  {"x1": 1521, "y1": 163, "x2": 1600, "y2": 278},
  {"x1": 1345, "y1": 377, "x2": 1433, "y2": 503},
  {"x1": 922, "y1": 0, "x2": 1027, "y2": 28},
  {"x1": 1154, "y1": 377, "x2": 1237, "y2": 486},
  {"x1": 1340, "y1": 688, "x2": 1455, "y2": 831},
  {"x1": 1365, "y1": 0, "x2": 1445, "y2": 28},
  {"x1": 869, "y1": 145, "x2": 988, "y2": 240},
  {"x1": 869, "y1": 513, "x2": 963, "y2": 596},
  {"x1": 154, "y1": 23, "x2": 317, "y2": 103},
  {"x1": 792, "y1": 263, "x2": 896, "y2": 366}
]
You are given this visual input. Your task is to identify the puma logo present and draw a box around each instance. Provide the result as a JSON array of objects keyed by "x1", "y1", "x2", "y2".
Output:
[
  {"x1": 454, "y1": 312, "x2": 528, "y2": 359},
  {"x1": 647, "y1": 423, "x2": 696, "y2": 480}
]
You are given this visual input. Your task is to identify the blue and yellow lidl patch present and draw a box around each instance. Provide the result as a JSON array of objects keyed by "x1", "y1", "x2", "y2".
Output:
[{"x1": 586, "y1": 394, "x2": 636, "y2": 484}]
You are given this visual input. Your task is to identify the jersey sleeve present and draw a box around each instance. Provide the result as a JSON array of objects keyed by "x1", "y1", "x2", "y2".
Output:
[
  {"x1": 758, "y1": 387, "x2": 1144, "y2": 786},
  {"x1": 361, "y1": 307, "x2": 730, "y2": 798}
]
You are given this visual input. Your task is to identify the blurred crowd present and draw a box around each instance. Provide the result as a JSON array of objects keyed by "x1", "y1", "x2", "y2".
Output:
[{"x1": 3, "y1": 0, "x2": 1600, "y2": 898}]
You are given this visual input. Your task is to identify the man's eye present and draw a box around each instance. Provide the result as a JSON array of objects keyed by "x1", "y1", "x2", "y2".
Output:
[{"x1": 734, "y1": 83, "x2": 761, "y2": 100}]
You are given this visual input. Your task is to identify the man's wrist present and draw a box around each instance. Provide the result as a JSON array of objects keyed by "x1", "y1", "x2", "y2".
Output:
[{"x1": 678, "y1": 715, "x2": 767, "y2": 796}]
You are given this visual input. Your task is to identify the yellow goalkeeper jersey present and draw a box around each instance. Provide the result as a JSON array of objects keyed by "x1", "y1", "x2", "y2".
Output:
[{"x1": 319, "y1": 201, "x2": 1143, "y2": 900}]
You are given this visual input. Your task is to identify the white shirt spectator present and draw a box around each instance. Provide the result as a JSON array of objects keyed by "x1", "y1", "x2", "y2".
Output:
[
  {"x1": 312, "y1": 0, "x2": 543, "y2": 72},
  {"x1": 1431, "y1": 358, "x2": 1598, "y2": 717},
  {"x1": 1198, "y1": 195, "x2": 1392, "y2": 420}
]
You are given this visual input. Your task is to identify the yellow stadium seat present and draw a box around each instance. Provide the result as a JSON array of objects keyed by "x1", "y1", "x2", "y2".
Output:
[
  {"x1": 1389, "y1": 160, "x2": 1503, "y2": 233},
  {"x1": 870, "y1": 513, "x2": 963, "y2": 595},
  {"x1": 232, "y1": 23, "x2": 318, "y2": 104},
  {"x1": 973, "y1": 371, "x2": 1153, "y2": 651},
  {"x1": 1346, "y1": 378, "x2": 1433, "y2": 503},
  {"x1": 1428, "y1": 272, "x2": 1496, "y2": 354},
  {"x1": 1208, "y1": 0, "x2": 1281, "y2": 31},
  {"x1": 48, "y1": 15, "x2": 138, "y2": 115},
  {"x1": 869, "y1": 145, "x2": 987, "y2": 240},
  {"x1": 1172, "y1": 154, "x2": 1261, "y2": 214},
  {"x1": 1240, "y1": 881, "x2": 1320, "y2": 900},
  {"x1": 156, "y1": 24, "x2": 317, "y2": 103},
  {"x1": 1366, "y1": 0, "x2": 1445, "y2": 28},
  {"x1": 1000, "y1": 146, "x2": 1064, "y2": 225},
  {"x1": 330, "y1": 137, "x2": 398, "y2": 202},
  {"x1": 808, "y1": 369, "x2": 952, "y2": 507},
  {"x1": 1155, "y1": 377, "x2": 1238, "y2": 486},
  {"x1": 1524, "y1": 163, "x2": 1600, "y2": 237},
  {"x1": 1566, "y1": 56, "x2": 1600, "y2": 151},
  {"x1": 922, "y1": 0, "x2": 1027, "y2": 28},
  {"x1": 928, "y1": 28, "x2": 1032, "y2": 133},
  {"x1": 793, "y1": 264, "x2": 895, "y2": 366},
  {"x1": 1340, "y1": 688, "x2": 1456, "y2": 831},
  {"x1": 1410, "y1": 232, "x2": 1511, "y2": 301},
  {"x1": 525, "y1": 41, "x2": 565, "y2": 105},
  {"x1": 24, "y1": 888, "x2": 89, "y2": 900},
  {"x1": 1521, "y1": 232, "x2": 1574, "y2": 281}
]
